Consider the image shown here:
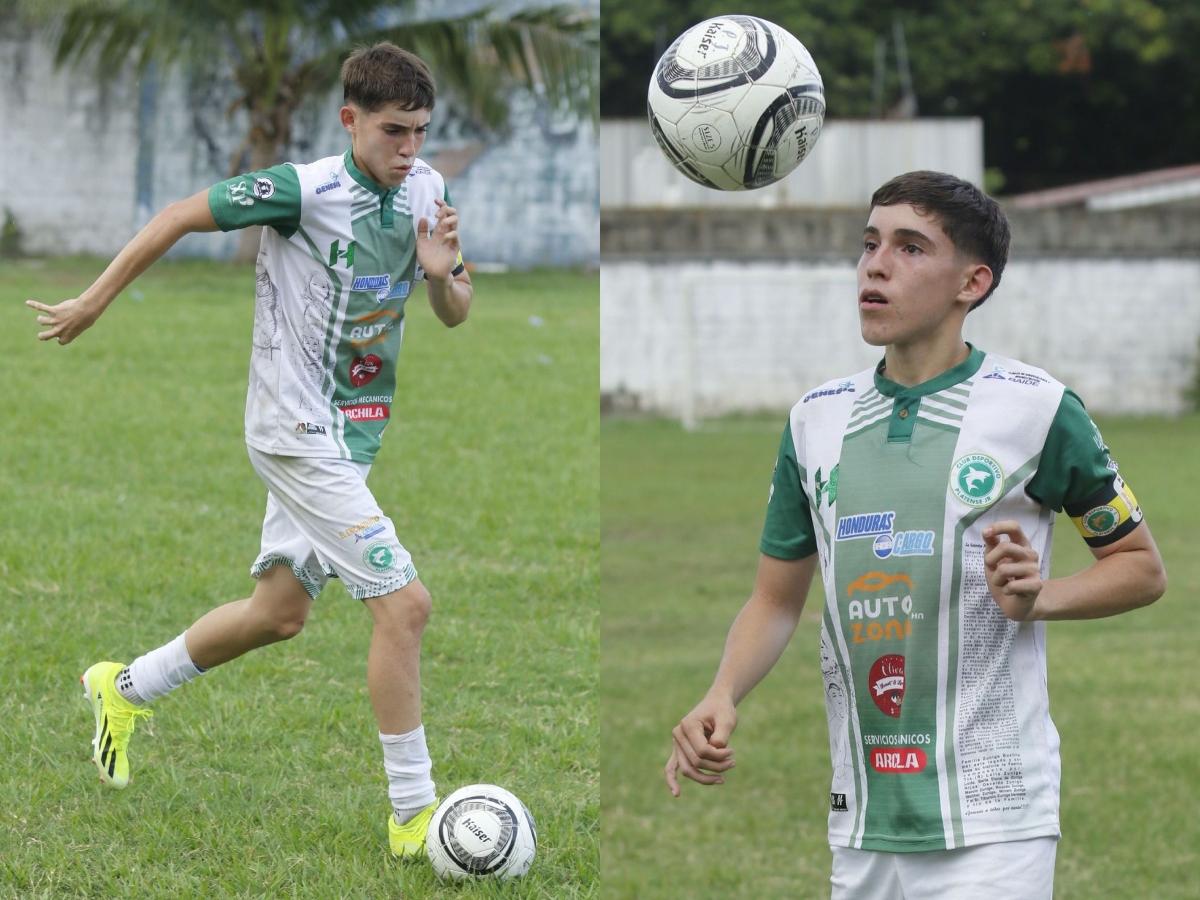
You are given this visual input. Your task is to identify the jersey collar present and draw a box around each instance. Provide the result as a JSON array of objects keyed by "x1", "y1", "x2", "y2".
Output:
[
  {"x1": 344, "y1": 149, "x2": 395, "y2": 198},
  {"x1": 873, "y1": 343, "x2": 985, "y2": 399}
]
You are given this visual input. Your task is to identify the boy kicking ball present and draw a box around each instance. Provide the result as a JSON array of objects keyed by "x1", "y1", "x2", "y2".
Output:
[{"x1": 28, "y1": 42, "x2": 470, "y2": 858}]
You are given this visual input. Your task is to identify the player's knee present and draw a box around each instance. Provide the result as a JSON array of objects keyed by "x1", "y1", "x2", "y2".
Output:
[
  {"x1": 374, "y1": 581, "x2": 432, "y2": 637},
  {"x1": 270, "y1": 613, "x2": 307, "y2": 641}
]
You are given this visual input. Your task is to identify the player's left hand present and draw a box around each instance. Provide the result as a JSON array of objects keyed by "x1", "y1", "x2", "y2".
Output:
[
  {"x1": 416, "y1": 198, "x2": 460, "y2": 282},
  {"x1": 983, "y1": 521, "x2": 1043, "y2": 621}
]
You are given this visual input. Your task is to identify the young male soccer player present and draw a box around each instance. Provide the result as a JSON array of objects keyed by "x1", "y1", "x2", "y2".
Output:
[
  {"x1": 26, "y1": 43, "x2": 470, "y2": 857},
  {"x1": 664, "y1": 171, "x2": 1167, "y2": 898}
]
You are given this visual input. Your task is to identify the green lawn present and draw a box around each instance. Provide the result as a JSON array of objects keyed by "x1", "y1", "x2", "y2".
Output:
[
  {"x1": 0, "y1": 258, "x2": 598, "y2": 898},
  {"x1": 601, "y1": 413, "x2": 1200, "y2": 900}
]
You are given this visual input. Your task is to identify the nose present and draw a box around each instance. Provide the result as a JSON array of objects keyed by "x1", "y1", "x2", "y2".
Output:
[{"x1": 864, "y1": 248, "x2": 890, "y2": 280}]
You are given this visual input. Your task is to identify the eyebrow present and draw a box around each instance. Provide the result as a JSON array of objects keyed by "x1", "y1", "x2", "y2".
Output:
[{"x1": 863, "y1": 225, "x2": 935, "y2": 247}]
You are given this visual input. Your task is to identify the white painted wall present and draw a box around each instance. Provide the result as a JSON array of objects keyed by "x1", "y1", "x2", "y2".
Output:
[
  {"x1": 0, "y1": 30, "x2": 598, "y2": 267},
  {"x1": 601, "y1": 259, "x2": 1200, "y2": 418},
  {"x1": 601, "y1": 118, "x2": 984, "y2": 209}
]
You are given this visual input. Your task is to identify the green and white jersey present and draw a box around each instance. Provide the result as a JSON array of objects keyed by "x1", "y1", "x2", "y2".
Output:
[
  {"x1": 761, "y1": 346, "x2": 1143, "y2": 852},
  {"x1": 208, "y1": 151, "x2": 459, "y2": 463}
]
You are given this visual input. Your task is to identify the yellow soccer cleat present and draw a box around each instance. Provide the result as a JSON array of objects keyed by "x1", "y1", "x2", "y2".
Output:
[
  {"x1": 388, "y1": 801, "x2": 438, "y2": 858},
  {"x1": 81, "y1": 661, "x2": 153, "y2": 789}
]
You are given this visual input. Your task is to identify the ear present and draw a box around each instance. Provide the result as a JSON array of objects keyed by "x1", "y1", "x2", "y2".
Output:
[
  {"x1": 957, "y1": 263, "x2": 994, "y2": 306},
  {"x1": 340, "y1": 105, "x2": 357, "y2": 133}
]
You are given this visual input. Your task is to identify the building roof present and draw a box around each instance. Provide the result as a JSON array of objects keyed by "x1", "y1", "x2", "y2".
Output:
[{"x1": 1008, "y1": 163, "x2": 1200, "y2": 210}]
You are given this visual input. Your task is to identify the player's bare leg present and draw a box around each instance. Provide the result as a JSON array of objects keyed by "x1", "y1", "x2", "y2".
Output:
[
  {"x1": 364, "y1": 578, "x2": 438, "y2": 854},
  {"x1": 184, "y1": 565, "x2": 313, "y2": 669}
]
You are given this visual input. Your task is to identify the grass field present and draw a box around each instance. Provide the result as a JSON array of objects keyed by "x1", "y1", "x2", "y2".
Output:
[
  {"x1": 0, "y1": 258, "x2": 598, "y2": 898},
  {"x1": 601, "y1": 413, "x2": 1200, "y2": 900}
]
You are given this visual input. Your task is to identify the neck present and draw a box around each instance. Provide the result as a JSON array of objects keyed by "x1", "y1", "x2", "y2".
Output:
[{"x1": 883, "y1": 335, "x2": 970, "y2": 387}]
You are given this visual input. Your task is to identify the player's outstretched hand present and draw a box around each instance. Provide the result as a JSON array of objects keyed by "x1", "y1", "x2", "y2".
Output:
[
  {"x1": 25, "y1": 296, "x2": 100, "y2": 345},
  {"x1": 416, "y1": 198, "x2": 460, "y2": 282},
  {"x1": 665, "y1": 694, "x2": 737, "y2": 797},
  {"x1": 983, "y1": 521, "x2": 1043, "y2": 621}
]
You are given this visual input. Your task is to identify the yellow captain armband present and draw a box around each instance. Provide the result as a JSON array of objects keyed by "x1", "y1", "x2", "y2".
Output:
[{"x1": 1067, "y1": 474, "x2": 1143, "y2": 547}]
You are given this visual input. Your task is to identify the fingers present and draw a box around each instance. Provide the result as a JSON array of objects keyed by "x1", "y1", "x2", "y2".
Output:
[
  {"x1": 983, "y1": 521, "x2": 1030, "y2": 548},
  {"x1": 664, "y1": 750, "x2": 681, "y2": 797},
  {"x1": 677, "y1": 717, "x2": 734, "y2": 764},
  {"x1": 709, "y1": 712, "x2": 736, "y2": 749},
  {"x1": 671, "y1": 735, "x2": 727, "y2": 787},
  {"x1": 26, "y1": 299, "x2": 52, "y2": 313}
]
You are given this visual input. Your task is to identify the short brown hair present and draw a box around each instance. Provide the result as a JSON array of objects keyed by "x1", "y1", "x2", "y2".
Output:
[
  {"x1": 341, "y1": 42, "x2": 435, "y2": 112},
  {"x1": 871, "y1": 171, "x2": 1010, "y2": 309}
]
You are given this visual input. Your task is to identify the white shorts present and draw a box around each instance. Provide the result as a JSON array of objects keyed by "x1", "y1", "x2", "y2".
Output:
[
  {"x1": 247, "y1": 446, "x2": 417, "y2": 600},
  {"x1": 830, "y1": 836, "x2": 1057, "y2": 900}
]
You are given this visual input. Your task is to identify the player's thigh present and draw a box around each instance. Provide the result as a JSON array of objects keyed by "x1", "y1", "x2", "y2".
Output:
[
  {"x1": 898, "y1": 836, "x2": 1057, "y2": 900},
  {"x1": 247, "y1": 447, "x2": 416, "y2": 601},
  {"x1": 830, "y1": 846, "x2": 903, "y2": 900}
]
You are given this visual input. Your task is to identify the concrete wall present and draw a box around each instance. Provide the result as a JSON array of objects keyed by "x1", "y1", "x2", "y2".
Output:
[
  {"x1": 0, "y1": 23, "x2": 597, "y2": 267},
  {"x1": 601, "y1": 118, "x2": 984, "y2": 209},
  {"x1": 601, "y1": 259, "x2": 1200, "y2": 418}
]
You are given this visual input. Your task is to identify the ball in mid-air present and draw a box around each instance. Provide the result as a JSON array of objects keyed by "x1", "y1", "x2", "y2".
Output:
[
  {"x1": 647, "y1": 15, "x2": 825, "y2": 190},
  {"x1": 425, "y1": 784, "x2": 537, "y2": 880}
]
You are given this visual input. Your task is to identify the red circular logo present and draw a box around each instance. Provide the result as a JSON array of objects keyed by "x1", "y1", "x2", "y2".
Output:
[
  {"x1": 350, "y1": 354, "x2": 382, "y2": 387},
  {"x1": 868, "y1": 654, "x2": 905, "y2": 718}
]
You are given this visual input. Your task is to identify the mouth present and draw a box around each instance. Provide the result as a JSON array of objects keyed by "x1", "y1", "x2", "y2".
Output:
[{"x1": 859, "y1": 289, "x2": 889, "y2": 309}]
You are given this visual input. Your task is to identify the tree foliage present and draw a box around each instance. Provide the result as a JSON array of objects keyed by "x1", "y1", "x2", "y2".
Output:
[{"x1": 602, "y1": 0, "x2": 1200, "y2": 192}]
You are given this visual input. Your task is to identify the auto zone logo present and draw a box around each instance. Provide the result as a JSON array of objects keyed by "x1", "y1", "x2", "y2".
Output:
[
  {"x1": 868, "y1": 653, "x2": 905, "y2": 718},
  {"x1": 846, "y1": 572, "x2": 921, "y2": 644}
]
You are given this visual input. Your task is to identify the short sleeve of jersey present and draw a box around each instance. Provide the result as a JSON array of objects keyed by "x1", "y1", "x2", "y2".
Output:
[
  {"x1": 760, "y1": 421, "x2": 818, "y2": 559},
  {"x1": 1026, "y1": 390, "x2": 1144, "y2": 547},
  {"x1": 208, "y1": 164, "x2": 302, "y2": 237}
]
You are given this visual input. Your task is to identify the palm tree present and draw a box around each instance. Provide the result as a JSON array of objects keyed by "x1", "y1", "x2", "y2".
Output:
[{"x1": 29, "y1": 0, "x2": 597, "y2": 259}]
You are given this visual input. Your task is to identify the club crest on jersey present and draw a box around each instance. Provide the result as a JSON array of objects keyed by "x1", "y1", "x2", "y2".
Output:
[
  {"x1": 253, "y1": 177, "x2": 275, "y2": 200},
  {"x1": 950, "y1": 454, "x2": 1004, "y2": 508}
]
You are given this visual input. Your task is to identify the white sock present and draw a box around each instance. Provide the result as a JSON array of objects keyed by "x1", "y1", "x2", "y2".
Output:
[
  {"x1": 380, "y1": 725, "x2": 436, "y2": 822},
  {"x1": 120, "y1": 632, "x2": 206, "y2": 705}
]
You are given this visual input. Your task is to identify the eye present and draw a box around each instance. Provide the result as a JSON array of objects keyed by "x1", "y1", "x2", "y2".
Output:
[
  {"x1": 903, "y1": 244, "x2": 923, "y2": 255},
  {"x1": 863, "y1": 240, "x2": 878, "y2": 252}
]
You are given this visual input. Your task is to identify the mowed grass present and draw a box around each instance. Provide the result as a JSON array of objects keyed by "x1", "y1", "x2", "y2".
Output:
[
  {"x1": 601, "y1": 413, "x2": 1200, "y2": 900},
  {"x1": 0, "y1": 258, "x2": 597, "y2": 898}
]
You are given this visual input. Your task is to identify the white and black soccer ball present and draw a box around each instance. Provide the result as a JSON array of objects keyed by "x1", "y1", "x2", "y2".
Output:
[
  {"x1": 647, "y1": 15, "x2": 825, "y2": 190},
  {"x1": 426, "y1": 784, "x2": 537, "y2": 880}
]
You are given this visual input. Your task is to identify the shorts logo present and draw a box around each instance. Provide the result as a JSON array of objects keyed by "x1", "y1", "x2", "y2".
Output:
[
  {"x1": 836, "y1": 511, "x2": 895, "y2": 541},
  {"x1": 950, "y1": 454, "x2": 1004, "y2": 508},
  {"x1": 868, "y1": 654, "x2": 905, "y2": 718},
  {"x1": 1083, "y1": 505, "x2": 1119, "y2": 537},
  {"x1": 350, "y1": 354, "x2": 382, "y2": 388},
  {"x1": 253, "y1": 177, "x2": 275, "y2": 200},
  {"x1": 830, "y1": 793, "x2": 848, "y2": 812},
  {"x1": 363, "y1": 542, "x2": 396, "y2": 573}
]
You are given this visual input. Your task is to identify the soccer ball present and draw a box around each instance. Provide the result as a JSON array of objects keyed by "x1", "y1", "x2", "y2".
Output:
[
  {"x1": 426, "y1": 784, "x2": 538, "y2": 880},
  {"x1": 647, "y1": 15, "x2": 825, "y2": 190}
]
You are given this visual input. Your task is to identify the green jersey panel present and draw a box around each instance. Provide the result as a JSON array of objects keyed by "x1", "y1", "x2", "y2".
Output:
[
  {"x1": 208, "y1": 164, "x2": 302, "y2": 238},
  {"x1": 761, "y1": 421, "x2": 818, "y2": 560},
  {"x1": 781, "y1": 347, "x2": 1102, "y2": 853},
  {"x1": 1026, "y1": 390, "x2": 1144, "y2": 547},
  {"x1": 229, "y1": 151, "x2": 456, "y2": 463}
]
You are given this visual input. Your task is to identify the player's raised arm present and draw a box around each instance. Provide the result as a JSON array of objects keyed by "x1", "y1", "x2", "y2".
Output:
[
  {"x1": 26, "y1": 189, "x2": 219, "y2": 345},
  {"x1": 418, "y1": 197, "x2": 472, "y2": 327},
  {"x1": 665, "y1": 552, "x2": 816, "y2": 796}
]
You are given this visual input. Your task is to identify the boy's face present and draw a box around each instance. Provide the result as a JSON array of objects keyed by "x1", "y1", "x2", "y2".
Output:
[
  {"x1": 856, "y1": 203, "x2": 991, "y2": 349},
  {"x1": 341, "y1": 102, "x2": 430, "y2": 188}
]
